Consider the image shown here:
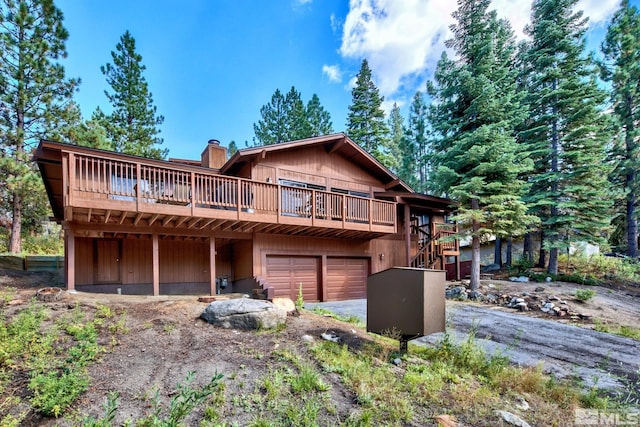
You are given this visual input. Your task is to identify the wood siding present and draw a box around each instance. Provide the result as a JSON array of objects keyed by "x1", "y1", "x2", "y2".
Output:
[{"x1": 159, "y1": 239, "x2": 209, "y2": 284}]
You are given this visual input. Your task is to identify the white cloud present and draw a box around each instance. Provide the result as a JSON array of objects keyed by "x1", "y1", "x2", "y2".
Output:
[
  {"x1": 322, "y1": 64, "x2": 342, "y2": 83},
  {"x1": 339, "y1": 0, "x2": 619, "y2": 99},
  {"x1": 330, "y1": 13, "x2": 340, "y2": 33},
  {"x1": 294, "y1": 0, "x2": 312, "y2": 5}
]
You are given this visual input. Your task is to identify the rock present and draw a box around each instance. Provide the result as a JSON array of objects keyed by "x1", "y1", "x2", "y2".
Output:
[
  {"x1": 548, "y1": 295, "x2": 560, "y2": 301},
  {"x1": 200, "y1": 299, "x2": 286, "y2": 330},
  {"x1": 509, "y1": 276, "x2": 529, "y2": 283},
  {"x1": 301, "y1": 334, "x2": 314, "y2": 342},
  {"x1": 485, "y1": 293, "x2": 498, "y2": 303},
  {"x1": 545, "y1": 276, "x2": 552, "y2": 282},
  {"x1": 36, "y1": 287, "x2": 64, "y2": 302},
  {"x1": 272, "y1": 297, "x2": 297, "y2": 314},
  {"x1": 321, "y1": 332, "x2": 340, "y2": 343},
  {"x1": 468, "y1": 290, "x2": 484, "y2": 301},
  {"x1": 496, "y1": 410, "x2": 531, "y2": 427},
  {"x1": 515, "y1": 397, "x2": 530, "y2": 411},
  {"x1": 578, "y1": 313, "x2": 592, "y2": 320},
  {"x1": 534, "y1": 286, "x2": 545, "y2": 292},
  {"x1": 392, "y1": 358, "x2": 402, "y2": 366},
  {"x1": 446, "y1": 286, "x2": 467, "y2": 299},
  {"x1": 435, "y1": 414, "x2": 458, "y2": 427},
  {"x1": 482, "y1": 263, "x2": 501, "y2": 273},
  {"x1": 515, "y1": 302, "x2": 529, "y2": 311}
]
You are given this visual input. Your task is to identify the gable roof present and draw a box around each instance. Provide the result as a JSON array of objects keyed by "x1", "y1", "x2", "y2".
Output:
[{"x1": 220, "y1": 133, "x2": 413, "y2": 193}]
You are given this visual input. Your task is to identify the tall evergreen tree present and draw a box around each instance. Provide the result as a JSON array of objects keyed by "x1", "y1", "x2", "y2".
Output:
[
  {"x1": 253, "y1": 89, "x2": 288, "y2": 145},
  {"x1": 0, "y1": 0, "x2": 78, "y2": 253},
  {"x1": 522, "y1": 0, "x2": 612, "y2": 274},
  {"x1": 405, "y1": 91, "x2": 430, "y2": 192},
  {"x1": 346, "y1": 59, "x2": 389, "y2": 162},
  {"x1": 428, "y1": 0, "x2": 535, "y2": 290},
  {"x1": 601, "y1": 0, "x2": 640, "y2": 258},
  {"x1": 98, "y1": 30, "x2": 166, "y2": 159},
  {"x1": 284, "y1": 86, "x2": 311, "y2": 141},
  {"x1": 306, "y1": 93, "x2": 333, "y2": 137},
  {"x1": 254, "y1": 88, "x2": 333, "y2": 145},
  {"x1": 386, "y1": 103, "x2": 404, "y2": 177}
]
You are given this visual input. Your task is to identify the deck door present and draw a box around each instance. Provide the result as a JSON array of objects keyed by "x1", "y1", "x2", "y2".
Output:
[{"x1": 94, "y1": 239, "x2": 121, "y2": 283}]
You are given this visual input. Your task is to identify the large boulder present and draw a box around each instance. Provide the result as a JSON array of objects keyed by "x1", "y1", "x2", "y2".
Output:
[{"x1": 200, "y1": 298, "x2": 286, "y2": 330}]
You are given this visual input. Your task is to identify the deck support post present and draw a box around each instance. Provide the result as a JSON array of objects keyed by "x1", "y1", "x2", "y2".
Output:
[
  {"x1": 152, "y1": 233, "x2": 159, "y2": 296},
  {"x1": 404, "y1": 204, "x2": 411, "y2": 267},
  {"x1": 209, "y1": 237, "x2": 216, "y2": 296},
  {"x1": 64, "y1": 225, "x2": 75, "y2": 292}
]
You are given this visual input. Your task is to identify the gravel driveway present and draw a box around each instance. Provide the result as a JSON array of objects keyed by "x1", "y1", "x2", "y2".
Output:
[{"x1": 306, "y1": 299, "x2": 640, "y2": 397}]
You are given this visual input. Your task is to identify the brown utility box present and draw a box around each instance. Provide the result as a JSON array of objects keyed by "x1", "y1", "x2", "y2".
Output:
[{"x1": 367, "y1": 267, "x2": 446, "y2": 337}]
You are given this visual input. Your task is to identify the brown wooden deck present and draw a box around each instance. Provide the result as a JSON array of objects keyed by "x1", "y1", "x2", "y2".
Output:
[{"x1": 43, "y1": 148, "x2": 397, "y2": 238}]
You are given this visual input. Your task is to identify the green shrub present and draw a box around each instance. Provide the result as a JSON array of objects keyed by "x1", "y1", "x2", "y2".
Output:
[
  {"x1": 21, "y1": 234, "x2": 63, "y2": 255},
  {"x1": 575, "y1": 289, "x2": 596, "y2": 302}
]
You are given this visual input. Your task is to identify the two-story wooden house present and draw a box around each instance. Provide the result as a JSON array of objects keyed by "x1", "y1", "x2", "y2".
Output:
[{"x1": 35, "y1": 133, "x2": 459, "y2": 301}]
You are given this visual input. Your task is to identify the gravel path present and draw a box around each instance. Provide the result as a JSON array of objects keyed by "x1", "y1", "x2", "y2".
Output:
[{"x1": 306, "y1": 300, "x2": 640, "y2": 396}]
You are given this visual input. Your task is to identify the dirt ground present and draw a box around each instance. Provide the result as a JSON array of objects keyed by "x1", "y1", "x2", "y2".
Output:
[
  {"x1": 1, "y1": 268, "x2": 639, "y2": 425},
  {"x1": 0, "y1": 269, "x2": 374, "y2": 426}
]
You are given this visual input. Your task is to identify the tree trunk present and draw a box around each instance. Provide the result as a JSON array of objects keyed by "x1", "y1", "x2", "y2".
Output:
[
  {"x1": 470, "y1": 198, "x2": 480, "y2": 290},
  {"x1": 9, "y1": 193, "x2": 22, "y2": 254},
  {"x1": 626, "y1": 193, "x2": 637, "y2": 259},
  {"x1": 494, "y1": 238, "x2": 502, "y2": 266},
  {"x1": 537, "y1": 231, "x2": 546, "y2": 268},
  {"x1": 523, "y1": 233, "x2": 532, "y2": 263},
  {"x1": 548, "y1": 247, "x2": 559, "y2": 275},
  {"x1": 506, "y1": 238, "x2": 512, "y2": 266}
]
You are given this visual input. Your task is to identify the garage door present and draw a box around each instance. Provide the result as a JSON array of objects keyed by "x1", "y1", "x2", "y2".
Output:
[
  {"x1": 326, "y1": 258, "x2": 368, "y2": 301},
  {"x1": 265, "y1": 256, "x2": 319, "y2": 302}
]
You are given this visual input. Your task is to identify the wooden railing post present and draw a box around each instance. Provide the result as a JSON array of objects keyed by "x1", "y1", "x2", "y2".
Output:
[
  {"x1": 190, "y1": 171, "x2": 196, "y2": 216},
  {"x1": 136, "y1": 163, "x2": 141, "y2": 211}
]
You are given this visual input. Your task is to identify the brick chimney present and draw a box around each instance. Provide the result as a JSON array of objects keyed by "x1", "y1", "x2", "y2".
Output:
[{"x1": 201, "y1": 139, "x2": 227, "y2": 169}]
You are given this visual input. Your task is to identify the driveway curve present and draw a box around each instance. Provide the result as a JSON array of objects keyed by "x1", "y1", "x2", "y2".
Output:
[{"x1": 306, "y1": 300, "x2": 640, "y2": 395}]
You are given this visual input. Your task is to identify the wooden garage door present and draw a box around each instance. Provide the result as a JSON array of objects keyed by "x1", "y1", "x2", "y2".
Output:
[
  {"x1": 265, "y1": 256, "x2": 319, "y2": 302},
  {"x1": 326, "y1": 258, "x2": 368, "y2": 301}
]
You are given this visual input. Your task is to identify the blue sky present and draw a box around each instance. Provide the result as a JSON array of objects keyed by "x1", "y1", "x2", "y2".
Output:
[{"x1": 57, "y1": 0, "x2": 628, "y2": 160}]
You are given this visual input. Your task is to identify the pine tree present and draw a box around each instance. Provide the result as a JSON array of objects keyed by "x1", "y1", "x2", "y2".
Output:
[
  {"x1": 405, "y1": 91, "x2": 430, "y2": 192},
  {"x1": 227, "y1": 140, "x2": 238, "y2": 158},
  {"x1": 428, "y1": 0, "x2": 535, "y2": 290},
  {"x1": 51, "y1": 102, "x2": 111, "y2": 150},
  {"x1": 0, "y1": 0, "x2": 79, "y2": 253},
  {"x1": 346, "y1": 59, "x2": 389, "y2": 162},
  {"x1": 284, "y1": 86, "x2": 311, "y2": 141},
  {"x1": 253, "y1": 88, "x2": 294, "y2": 145},
  {"x1": 98, "y1": 31, "x2": 166, "y2": 159},
  {"x1": 601, "y1": 0, "x2": 640, "y2": 258},
  {"x1": 386, "y1": 103, "x2": 404, "y2": 177},
  {"x1": 306, "y1": 93, "x2": 333, "y2": 137},
  {"x1": 522, "y1": 0, "x2": 612, "y2": 274},
  {"x1": 254, "y1": 88, "x2": 333, "y2": 145}
]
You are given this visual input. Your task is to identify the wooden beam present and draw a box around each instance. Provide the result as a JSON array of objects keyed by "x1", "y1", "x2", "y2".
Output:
[
  {"x1": 119, "y1": 212, "x2": 128, "y2": 225},
  {"x1": 404, "y1": 204, "x2": 411, "y2": 267},
  {"x1": 175, "y1": 216, "x2": 189, "y2": 228},
  {"x1": 71, "y1": 223, "x2": 253, "y2": 240},
  {"x1": 187, "y1": 218, "x2": 201, "y2": 229},
  {"x1": 148, "y1": 214, "x2": 160, "y2": 226},
  {"x1": 87, "y1": 208, "x2": 92, "y2": 222},
  {"x1": 152, "y1": 233, "x2": 159, "y2": 296},
  {"x1": 384, "y1": 179, "x2": 401, "y2": 190},
  {"x1": 162, "y1": 215, "x2": 175, "y2": 227},
  {"x1": 209, "y1": 237, "x2": 216, "y2": 296},
  {"x1": 64, "y1": 226, "x2": 75, "y2": 292},
  {"x1": 221, "y1": 221, "x2": 240, "y2": 232},
  {"x1": 104, "y1": 210, "x2": 111, "y2": 223},
  {"x1": 199, "y1": 218, "x2": 216, "y2": 229},
  {"x1": 134, "y1": 213, "x2": 144, "y2": 226}
]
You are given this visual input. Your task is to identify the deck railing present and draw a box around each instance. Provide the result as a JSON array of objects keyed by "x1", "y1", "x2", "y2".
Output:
[{"x1": 70, "y1": 153, "x2": 396, "y2": 230}]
